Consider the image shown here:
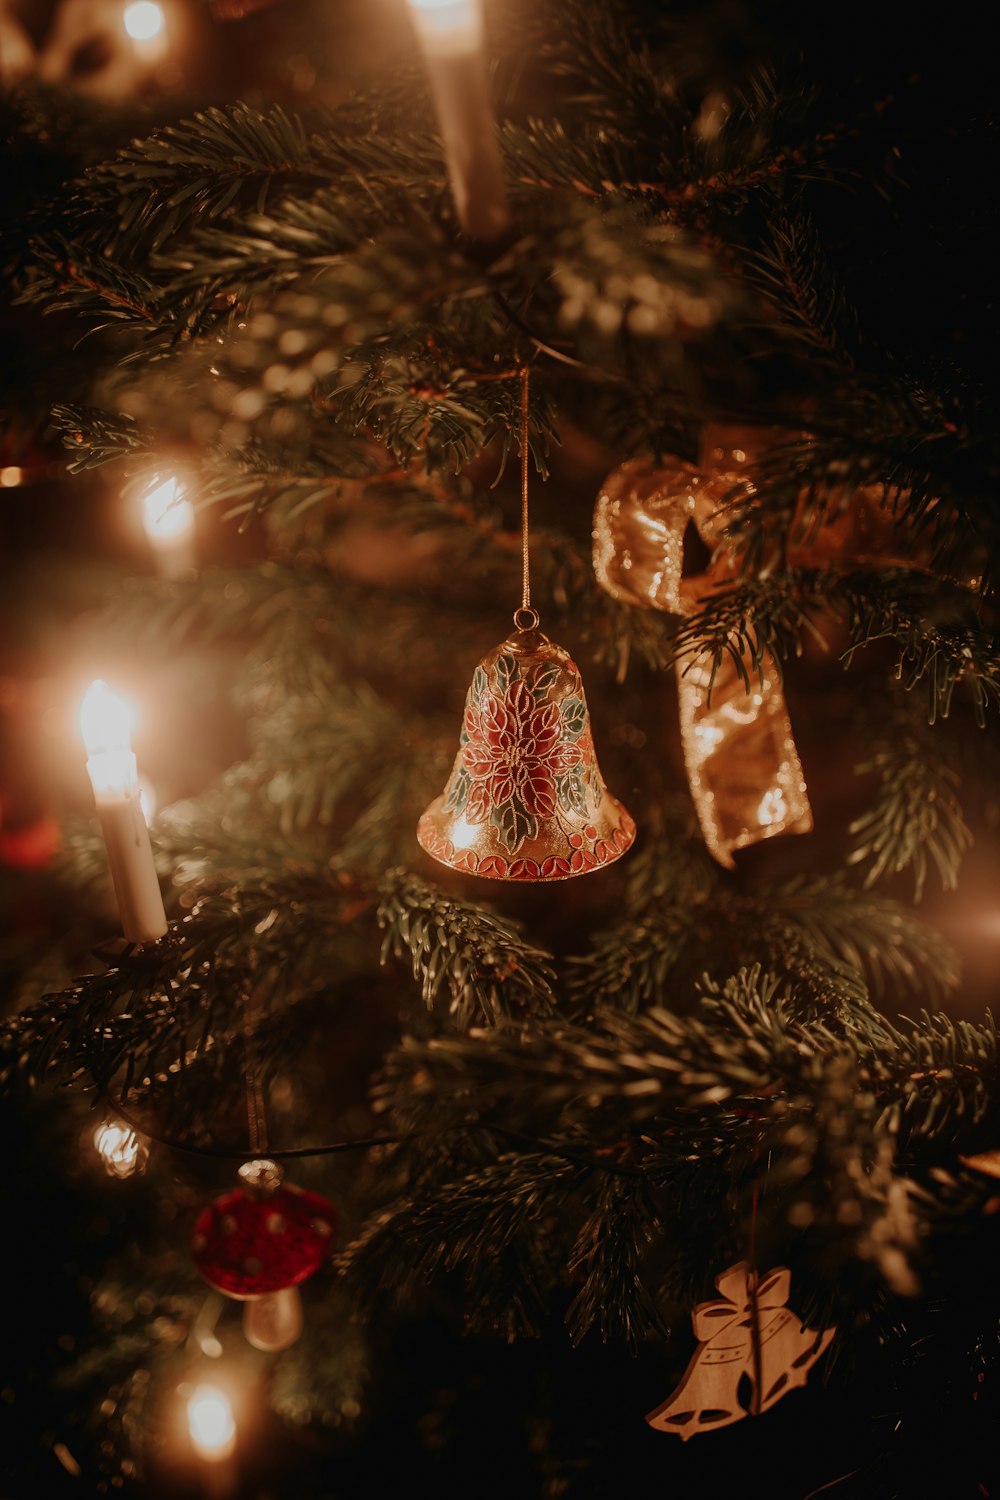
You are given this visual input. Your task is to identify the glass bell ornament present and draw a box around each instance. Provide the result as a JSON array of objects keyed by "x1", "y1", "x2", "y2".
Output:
[
  {"x1": 192, "y1": 1158, "x2": 337, "y2": 1352},
  {"x1": 418, "y1": 605, "x2": 636, "y2": 881}
]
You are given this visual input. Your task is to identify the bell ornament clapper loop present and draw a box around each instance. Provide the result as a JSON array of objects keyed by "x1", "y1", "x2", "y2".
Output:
[{"x1": 417, "y1": 617, "x2": 635, "y2": 881}]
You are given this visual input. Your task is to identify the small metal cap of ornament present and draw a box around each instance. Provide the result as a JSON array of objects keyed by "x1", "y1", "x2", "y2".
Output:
[
  {"x1": 417, "y1": 607, "x2": 636, "y2": 880},
  {"x1": 647, "y1": 1262, "x2": 835, "y2": 1439},
  {"x1": 192, "y1": 1159, "x2": 337, "y2": 1352}
]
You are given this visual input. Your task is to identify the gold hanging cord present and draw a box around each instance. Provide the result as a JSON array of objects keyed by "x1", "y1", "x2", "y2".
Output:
[{"x1": 515, "y1": 363, "x2": 539, "y2": 631}]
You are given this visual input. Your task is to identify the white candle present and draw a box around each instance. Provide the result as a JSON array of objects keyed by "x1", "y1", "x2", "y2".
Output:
[
  {"x1": 407, "y1": 0, "x2": 510, "y2": 240},
  {"x1": 79, "y1": 681, "x2": 167, "y2": 945},
  {"x1": 141, "y1": 475, "x2": 195, "y2": 577},
  {"x1": 187, "y1": 1385, "x2": 236, "y2": 1463}
]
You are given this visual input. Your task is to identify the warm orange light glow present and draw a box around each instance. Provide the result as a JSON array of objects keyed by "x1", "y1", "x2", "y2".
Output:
[
  {"x1": 406, "y1": 0, "x2": 481, "y2": 52},
  {"x1": 123, "y1": 1, "x2": 165, "y2": 40},
  {"x1": 94, "y1": 1120, "x2": 146, "y2": 1178},
  {"x1": 187, "y1": 1385, "x2": 236, "y2": 1462},
  {"x1": 138, "y1": 776, "x2": 158, "y2": 823},
  {"x1": 79, "y1": 681, "x2": 138, "y2": 798},
  {"x1": 79, "y1": 680, "x2": 134, "y2": 757},
  {"x1": 142, "y1": 476, "x2": 195, "y2": 542}
]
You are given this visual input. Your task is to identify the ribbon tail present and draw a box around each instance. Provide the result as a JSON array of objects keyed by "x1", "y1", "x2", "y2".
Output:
[{"x1": 677, "y1": 647, "x2": 812, "y2": 868}]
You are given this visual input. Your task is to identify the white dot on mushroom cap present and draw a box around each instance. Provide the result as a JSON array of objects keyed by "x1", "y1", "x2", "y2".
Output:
[
  {"x1": 244, "y1": 1257, "x2": 262, "y2": 1275},
  {"x1": 313, "y1": 1219, "x2": 332, "y2": 1236},
  {"x1": 192, "y1": 1234, "x2": 206, "y2": 1252},
  {"x1": 266, "y1": 1214, "x2": 286, "y2": 1234},
  {"x1": 221, "y1": 1215, "x2": 237, "y2": 1236}
]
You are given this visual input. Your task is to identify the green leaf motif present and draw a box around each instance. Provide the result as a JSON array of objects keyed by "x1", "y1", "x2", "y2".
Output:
[
  {"x1": 491, "y1": 800, "x2": 538, "y2": 855},
  {"x1": 562, "y1": 696, "x2": 588, "y2": 738},
  {"x1": 472, "y1": 666, "x2": 489, "y2": 702},
  {"x1": 557, "y1": 772, "x2": 587, "y2": 817},
  {"x1": 493, "y1": 654, "x2": 517, "y2": 694},
  {"x1": 531, "y1": 663, "x2": 562, "y2": 700},
  {"x1": 445, "y1": 767, "x2": 470, "y2": 813}
]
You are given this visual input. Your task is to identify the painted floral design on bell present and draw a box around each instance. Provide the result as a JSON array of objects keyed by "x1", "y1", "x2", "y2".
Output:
[{"x1": 462, "y1": 678, "x2": 582, "y2": 824}]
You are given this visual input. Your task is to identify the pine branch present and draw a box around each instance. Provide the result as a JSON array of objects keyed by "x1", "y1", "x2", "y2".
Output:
[
  {"x1": 761, "y1": 873, "x2": 961, "y2": 1004},
  {"x1": 565, "y1": 1175, "x2": 668, "y2": 1347},
  {"x1": 672, "y1": 568, "x2": 1000, "y2": 723},
  {"x1": 748, "y1": 205, "x2": 861, "y2": 368},
  {"x1": 849, "y1": 728, "x2": 973, "y2": 900},
  {"x1": 49, "y1": 403, "x2": 148, "y2": 472},
  {"x1": 377, "y1": 870, "x2": 558, "y2": 1024}
]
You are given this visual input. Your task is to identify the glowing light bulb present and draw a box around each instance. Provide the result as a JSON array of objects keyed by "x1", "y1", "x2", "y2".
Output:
[
  {"x1": 94, "y1": 1120, "x2": 147, "y2": 1178},
  {"x1": 406, "y1": 0, "x2": 481, "y2": 52},
  {"x1": 79, "y1": 681, "x2": 137, "y2": 797},
  {"x1": 243, "y1": 1288, "x2": 303, "y2": 1352},
  {"x1": 142, "y1": 476, "x2": 194, "y2": 540},
  {"x1": 79, "y1": 680, "x2": 134, "y2": 759},
  {"x1": 140, "y1": 476, "x2": 195, "y2": 576},
  {"x1": 123, "y1": 1, "x2": 165, "y2": 40},
  {"x1": 187, "y1": 1385, "x2": 236, "y2": 1462},
  {"x1": 757, "y1": 787, "x2": 787, "y2": 827}
]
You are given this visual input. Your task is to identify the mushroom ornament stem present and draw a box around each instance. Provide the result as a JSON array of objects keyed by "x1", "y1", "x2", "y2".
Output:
[{"x1": 191, "y1": 1159, "x2": 337, "y2": 1351}]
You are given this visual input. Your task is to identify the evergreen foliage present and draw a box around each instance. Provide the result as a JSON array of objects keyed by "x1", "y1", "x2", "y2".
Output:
[{"x1": 2, "y1": 0, "x2": 998, "y2": 1494}]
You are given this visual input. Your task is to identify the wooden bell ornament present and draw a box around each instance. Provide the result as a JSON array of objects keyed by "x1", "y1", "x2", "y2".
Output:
[{"x1": 647, "y1": 1262, "x2": 835, "y2": 1439}]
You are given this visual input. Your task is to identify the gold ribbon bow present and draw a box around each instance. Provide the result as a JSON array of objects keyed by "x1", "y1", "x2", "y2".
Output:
[{"x1": 593, "y1": 453, "x2": 812, "y2": 867}]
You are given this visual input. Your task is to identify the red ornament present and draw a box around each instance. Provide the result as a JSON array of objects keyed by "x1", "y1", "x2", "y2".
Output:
[
  {"x1": 0, "y1": 811, "x2": 60, "y2": 869},
  {"x1": 192, "y1": 1159, "x2": 337, "y2": 1299}
]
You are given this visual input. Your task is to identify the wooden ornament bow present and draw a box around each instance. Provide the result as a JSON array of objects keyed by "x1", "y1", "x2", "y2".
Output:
[{"x1": 593, "y1": 454, "x2": 813, "y2": 867}]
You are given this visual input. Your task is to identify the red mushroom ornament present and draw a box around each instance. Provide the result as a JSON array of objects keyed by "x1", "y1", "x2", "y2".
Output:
[{"x1": 192, "y1": 1158, "x2": 337, "y2": 1351}]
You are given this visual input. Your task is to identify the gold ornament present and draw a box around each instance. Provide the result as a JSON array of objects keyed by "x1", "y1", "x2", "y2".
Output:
[
  {"x1": 593, "y1": 456, "x2": 812, "y2": 868},
  {"x1": 418, "y1": 609, "x2": 636, "y2": 880},
  {"x1": 647, "y1": 1262, "x2": 835, "y2": 1439}
]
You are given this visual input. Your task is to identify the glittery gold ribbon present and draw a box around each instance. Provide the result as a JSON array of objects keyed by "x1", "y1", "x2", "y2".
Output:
[{"x1": 593, "y1": 455, "x2": 813, "y2": 867}]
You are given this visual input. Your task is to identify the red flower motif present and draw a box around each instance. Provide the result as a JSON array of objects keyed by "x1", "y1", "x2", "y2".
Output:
[{"x1": 462, "y1": 679, "x2": 582, "y2": 822}]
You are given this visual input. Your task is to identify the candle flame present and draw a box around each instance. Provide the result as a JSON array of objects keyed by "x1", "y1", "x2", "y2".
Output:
[
  {"x1": 79, "y1": 681, "x2": 134, "y2": 756},
  {"x1": 142, "y1": 476, "x2": 195, "y2": 541},
  {"x1": 123, "y1": 1, "x2": 165, "y2": 40},
  {"x1": 187, "y1": 1386, "x2": 236, "y2": 1461}
]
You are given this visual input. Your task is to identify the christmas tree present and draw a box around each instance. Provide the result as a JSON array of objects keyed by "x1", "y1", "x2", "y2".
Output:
[{"x1": 2, "y1": 0, "x2": 999, "y2": 1495}]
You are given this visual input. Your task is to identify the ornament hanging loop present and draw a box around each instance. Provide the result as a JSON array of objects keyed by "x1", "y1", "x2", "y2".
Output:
[{"x1": 513, "y1": 605, "x2": 539, "y2": 632}]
